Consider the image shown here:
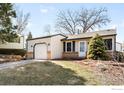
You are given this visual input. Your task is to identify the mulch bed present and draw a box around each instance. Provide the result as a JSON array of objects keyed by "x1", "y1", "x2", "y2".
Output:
[{"x1": 75, "y1": 59, "x2": 124, "y2": 85}]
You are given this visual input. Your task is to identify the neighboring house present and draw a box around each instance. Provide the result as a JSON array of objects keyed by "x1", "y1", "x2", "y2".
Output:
[
  {"x1": 122, "y1": 42, "x2": 124, "y2": 52},
  {"x1": 0, "y1": 35, "x2": 25, "y2": 49},
  {"x1": 26, "y1": 29, "x2": 116, "y2": 59},
  {"x1": 116, "y1": 42, "x2": 123, "y2": 52}
]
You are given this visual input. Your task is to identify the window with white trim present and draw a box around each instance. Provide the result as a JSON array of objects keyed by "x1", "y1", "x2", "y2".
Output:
[
  {"x1": 63, "y1": 41, "x2": 76, "y2": 52},
  {"x1": 67, "y1": 42, "x2": 72, "y2": 52}
]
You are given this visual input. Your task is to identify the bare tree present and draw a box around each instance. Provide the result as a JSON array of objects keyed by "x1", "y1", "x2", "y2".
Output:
[
  {"x1": 16, "y1": 9, "x2": 30, "y2": 35},
  {"x1": 78, "y1": 7, "x2": 111, "y2": 33},
  {"x1": 56, "y1": 7, "x2": 111, "y2": 35},
  {"x1": 44, "y1": 24, "x2": 51, "y2": 35},
  {"x1": 56, "y1": 10, "x2": 79, "y2": 35}
]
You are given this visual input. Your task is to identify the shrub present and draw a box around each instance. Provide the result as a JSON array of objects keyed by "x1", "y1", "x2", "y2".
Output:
[
  {"x1": 0, "y1": 49, "x2": 26, "y2": 57},
  {"x1": 114, "y1": 51, "x2": 124, "y2": 62},
  {"x1": 87, "y1": 34, "x2": 108, "y2": 60}
]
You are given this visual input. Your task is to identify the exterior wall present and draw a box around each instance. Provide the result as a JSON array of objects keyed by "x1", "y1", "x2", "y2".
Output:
[
  {"x1": 0, "y1": 43, "x2": 24, "y2": 49},
  {"x1": 27, "y1": 38, "x2": 51, "y2": 52},
  {"x1": 62, "y1": 52, "x2": 78, "y2": 59},
  {"x1": 0, "y1": 36, "x2": 24, "y2": 49},
  {"x1": 47, "y1": 51, "x2": 51, "y2": 59},
  {"x1": 26, "y1": 52, "x2": 33, "y2": 59},
  {"x1": 75, "y1": 41, "x2": 78, "y2": 52},
  {"x1": 51, "y1": 35, "x2": 64, "y2": 59},
  {"x1": 116, "y1": 42, "x2": 122, "y2": 52},
  {"x1": 27, "y1": 38, "x2": 51, "y2": 59},
  {"x1": 123, "y1": 42, "x2": 124, "y2": 52},
  {"x1": 62, "y1": 35, "x2": 116, "y2": 59}
]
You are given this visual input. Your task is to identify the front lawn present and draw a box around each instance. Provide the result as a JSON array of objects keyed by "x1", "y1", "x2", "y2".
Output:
[{"x1": 0, "y1": 61, "x2": 100, "y2": 85}]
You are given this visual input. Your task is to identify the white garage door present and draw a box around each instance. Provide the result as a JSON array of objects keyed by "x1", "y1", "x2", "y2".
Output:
[{"x1": 34, "y1": 44, "x2": 47, "y2": 59}]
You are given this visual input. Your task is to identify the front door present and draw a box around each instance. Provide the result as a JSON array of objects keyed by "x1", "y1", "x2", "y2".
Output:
[{"x1": 79, "y1": 41, "x2": 86, "y2": 57}]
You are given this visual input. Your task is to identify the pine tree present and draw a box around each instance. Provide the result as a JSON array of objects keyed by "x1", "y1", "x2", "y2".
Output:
[
  {"x1": 27, "y1": 32, "x2": 32, "y2": 39},
  {"x1": 0, "y1": 3, "x2": 18, "y2": 43},
  {"x1": 87, "y1": 34, "x2": 108, "y2": 60}
]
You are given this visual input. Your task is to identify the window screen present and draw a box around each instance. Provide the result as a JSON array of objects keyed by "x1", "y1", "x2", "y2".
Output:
[{"x1": 104, "y1": 39, "x2": 112, "y2": 50}]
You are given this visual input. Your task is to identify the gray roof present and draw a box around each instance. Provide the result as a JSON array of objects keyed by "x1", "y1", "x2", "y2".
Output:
[
  {"x1": 61, "y1": 29, "x2": 116, "y2": 41},
  {"x1": 27, "y1": 29, "x2": 116, "y2": 41},
  {"x1": 27, "y1": 34, "x2": 67, "y2": 41}
]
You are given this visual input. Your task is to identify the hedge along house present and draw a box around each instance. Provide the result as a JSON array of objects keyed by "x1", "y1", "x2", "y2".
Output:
[{"x1": 26, "y1": 29, "x2": 116, "y2": 59}]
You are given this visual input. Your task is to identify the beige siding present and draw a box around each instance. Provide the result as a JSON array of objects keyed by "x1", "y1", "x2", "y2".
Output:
[
  {"x1": 27, "y1": 38, "x2": 51, "y2": 52},
  {"x1": 116, "y1": 42, "x2": 122, "y2": 52},
  {"x1": 0, "y1": 43, "x2": 24, "y2": 49},
  {"x1": 51, "y1": 35, "x2": 64, "y2": 59},
  {"x1": 0, "y1": 36, "x2": 24, "y2": 49},
  {"x1": 75, "y1": 41, "x2": 78, "y2": 52}
]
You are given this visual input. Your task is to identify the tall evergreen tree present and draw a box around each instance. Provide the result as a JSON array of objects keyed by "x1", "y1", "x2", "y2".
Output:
[
  {"x1": 0, "y1": 3, "x2": 18, "y2": 43},
  {"x1": 27, "y1": 32, "x2": 32, "y2": 39},
  {"x1": 87, "y1": 34, "x2": 108, "y2": 60}
]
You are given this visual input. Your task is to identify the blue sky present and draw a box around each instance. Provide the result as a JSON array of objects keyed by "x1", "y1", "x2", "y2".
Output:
[{"x1": 15, "y1": 3, "x2": 124, "y2": 43}]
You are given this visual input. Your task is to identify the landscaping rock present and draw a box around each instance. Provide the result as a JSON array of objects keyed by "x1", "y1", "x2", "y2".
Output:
[
  {"x1": 76, "y1": 60, "x2": 124, "y2": 85},
  {"x1": 0, "y1": 55, "x2": 23, "y2": 63},
  {"x1": 96, "y1": 62, "x2": 108, "y2": 72}
]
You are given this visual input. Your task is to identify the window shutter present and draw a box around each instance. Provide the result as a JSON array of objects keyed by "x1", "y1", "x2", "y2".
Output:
[
  {"x1": 63, "y1": 42, "x2": 65, "y2": 52},
  {"x1": 73, "y1": 41, "x2": 75, "y2": 52}
]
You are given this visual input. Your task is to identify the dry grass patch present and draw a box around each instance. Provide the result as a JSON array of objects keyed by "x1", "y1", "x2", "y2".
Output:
[{"x1": 0, "y1": 61, "x2": 92, "y2": 85}]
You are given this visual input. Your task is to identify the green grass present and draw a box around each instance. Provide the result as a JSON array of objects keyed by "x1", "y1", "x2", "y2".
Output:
[{"x1": 0, "y1": 61, "x2": 100, "y2": 85}]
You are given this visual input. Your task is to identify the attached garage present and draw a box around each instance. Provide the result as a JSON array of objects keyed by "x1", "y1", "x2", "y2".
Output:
[
  {"x1": 34, "y1": 43, "x2": 47, "y2": 59},
  {"x1": 26, "y1": 34, "x2": 65, "y2": 60}
]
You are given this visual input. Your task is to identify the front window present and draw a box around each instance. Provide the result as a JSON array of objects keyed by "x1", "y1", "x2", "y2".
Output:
[
  {"x1": 67, "y1": 42, "x2": 72, "y2": 52},
  {"x1": 80, "y1": 42, "x2": 85, "y2": 52},
  {"x1": 104, "y1": 39, "x2": 112, "y2": 50}
]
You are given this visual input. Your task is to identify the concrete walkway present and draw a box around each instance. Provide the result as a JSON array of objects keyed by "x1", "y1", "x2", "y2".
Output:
[{"x1": 0, "y1": 60, "x2": 45, "y2": 70}]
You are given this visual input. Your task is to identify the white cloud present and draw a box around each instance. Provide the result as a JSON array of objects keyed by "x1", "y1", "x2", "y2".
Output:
[
  {"x1": 40, "y1": 9, "x2": 48, "y2": 13},
  {"x1": 40, "y1": 5, "x2": 56, "y2": 14}
]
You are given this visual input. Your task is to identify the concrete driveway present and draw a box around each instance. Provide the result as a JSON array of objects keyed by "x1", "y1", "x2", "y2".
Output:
[
  {"x1": 0, "y1": 60, "x2": 46, "y2": 70},
  {"x1": 0, "y1": 60, "x2": 34, "y2": 70}
]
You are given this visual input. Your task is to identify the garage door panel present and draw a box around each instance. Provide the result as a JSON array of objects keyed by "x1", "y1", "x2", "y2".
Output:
[{"x1": 34, "y1": 44, "x2": 47, "y2": 59}]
